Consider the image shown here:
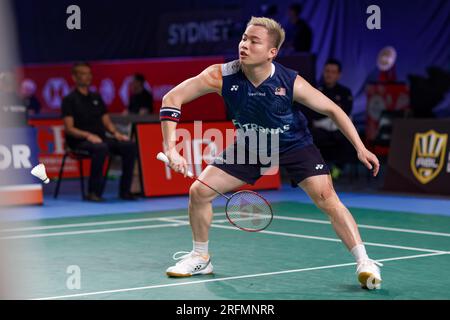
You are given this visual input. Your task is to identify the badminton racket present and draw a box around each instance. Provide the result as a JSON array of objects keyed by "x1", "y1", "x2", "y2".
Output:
[{"x1": 157, "y1": 152, "x2": 273, "y2": 232}]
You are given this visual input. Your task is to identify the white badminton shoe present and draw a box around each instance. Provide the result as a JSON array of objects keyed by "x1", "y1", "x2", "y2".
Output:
[
  {"x1": 166, "y1": 251, "x2": 213, "y2": 277},
  {"x1": 356, "y1": 259, "x2": 383, "y2": 289}
]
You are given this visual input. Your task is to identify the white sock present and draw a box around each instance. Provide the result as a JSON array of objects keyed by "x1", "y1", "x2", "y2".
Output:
[
  {"x1": 351, "y1": 244, "x2": 369, "y2": 263},
  {"x1": 193, "y1": 240, "x2": 209, "y2": 256}
]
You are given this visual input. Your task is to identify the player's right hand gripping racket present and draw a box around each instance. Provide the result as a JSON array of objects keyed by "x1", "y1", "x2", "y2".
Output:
[{"x1": 157, "y1": 152, "x2": 273, "y2": 232}]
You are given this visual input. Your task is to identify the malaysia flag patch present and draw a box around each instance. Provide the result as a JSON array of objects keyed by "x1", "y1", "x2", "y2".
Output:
[{"x1": 275, "y1": 87, "x2": 286, "y2": 96}]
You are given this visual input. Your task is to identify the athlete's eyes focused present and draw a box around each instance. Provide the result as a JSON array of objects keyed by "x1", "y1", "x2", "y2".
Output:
[{"x1": 241, "y1": 34, "x2": 261, "y2": 45}]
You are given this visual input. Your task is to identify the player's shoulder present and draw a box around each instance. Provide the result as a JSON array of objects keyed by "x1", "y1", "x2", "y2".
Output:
[
  {"x1": 221, "y1": 59, "x2": 241, "y2": 77},
  {"x1": 202, "y1": 63, "x2": 222, "y2": 73},
  {"x1": 200, "y1": 64, "x2": 223, "y2": 89}
]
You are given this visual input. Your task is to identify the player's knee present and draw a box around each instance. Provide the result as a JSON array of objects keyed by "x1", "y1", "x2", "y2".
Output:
[
  {"x1": 314, "y1": 186, "x2": 336, "y2": 209},
  {"x1": 189, "y1": 182, "x2": 216, "y2": 204}
]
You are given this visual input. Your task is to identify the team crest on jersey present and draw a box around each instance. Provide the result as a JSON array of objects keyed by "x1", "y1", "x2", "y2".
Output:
[{"x1": 410, "y1": 130, "x2": 448, "y2": 184}]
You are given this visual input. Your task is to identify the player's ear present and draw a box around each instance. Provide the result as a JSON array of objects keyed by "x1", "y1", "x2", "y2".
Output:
[{"x1": 268, "y1": 47, "x2": 278, "y2": 60}]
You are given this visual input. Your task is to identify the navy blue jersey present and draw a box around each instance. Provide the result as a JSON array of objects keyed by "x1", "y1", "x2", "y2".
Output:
[{"x1": 221, "y1": 60, "x2": 313, "y2": 154}]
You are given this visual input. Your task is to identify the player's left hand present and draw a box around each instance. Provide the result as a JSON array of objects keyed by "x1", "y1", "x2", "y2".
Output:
[{"x1": 357, "y1": 148, "x2": 380, "y2": 177}]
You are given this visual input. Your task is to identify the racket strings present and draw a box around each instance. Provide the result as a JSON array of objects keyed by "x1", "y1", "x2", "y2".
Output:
[{"x1": 226, "y1": 191, "x2": 273, "y2": 231}]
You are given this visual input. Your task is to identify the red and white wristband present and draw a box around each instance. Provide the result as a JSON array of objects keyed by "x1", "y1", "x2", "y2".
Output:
[{"x1": 159, "y1": 107, "x2": 181, "y2": 123}]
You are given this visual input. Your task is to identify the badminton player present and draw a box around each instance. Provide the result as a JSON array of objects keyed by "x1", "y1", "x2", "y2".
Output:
[{"x1": 160, "y1": 17, "x2": 382, "y2": 289}]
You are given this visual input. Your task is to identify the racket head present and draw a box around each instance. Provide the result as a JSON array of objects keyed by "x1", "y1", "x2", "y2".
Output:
[{"x1": 225, "y1": 190, "x2": 273, "y2": 232}]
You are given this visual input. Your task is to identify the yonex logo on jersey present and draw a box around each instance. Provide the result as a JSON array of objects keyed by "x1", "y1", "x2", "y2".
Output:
[
  {"x1": 231, "y1": 85, "x2": 239, "y2": 91},
  {"x1": 315, "y1": 164, "x2": 324, "y2": 170},
  {"x1": 171, "y1": 112, "x2": 179, "y2": 118}
]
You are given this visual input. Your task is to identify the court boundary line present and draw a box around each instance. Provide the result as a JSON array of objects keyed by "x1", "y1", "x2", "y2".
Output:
[
  {"x1": 208, "y1": 221, "x2": 446, "y2": 254},
  {"x1": 270, "y1": 215, "x2": 450, "y2": 238},
  {"x1": 3, "y1": 210, "x2": 450, "y2": 238},
  {"x1": 2, "y1": 217, "x2": 446, "y2": 254},
  {"x1": 144, "y1": 217, "x2": 449, "y2": 254},
  {"x1": 33, "y1": 251, "x2": 449, "y2": 300},
  {"x1": 0, "y1": 223, "x2": 184, "y2": 240},
  {"x1": 0, "y1": 214, "x2": 200, "y2": 233}
]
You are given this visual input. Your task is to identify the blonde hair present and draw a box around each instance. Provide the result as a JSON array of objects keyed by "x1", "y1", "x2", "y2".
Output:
[{"x1": 247, "y1": 16, "x2": 285, "y2": 50}]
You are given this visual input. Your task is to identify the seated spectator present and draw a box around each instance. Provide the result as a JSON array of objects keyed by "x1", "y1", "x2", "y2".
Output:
[
  {"x1": 127, "y1": 73, "x2": 153, "y2": 115},
  {"x1": 20, "y1": 79, "x2": 41, "y2": 116},
  {"x1": 309, "y1": 59, "x2": 355, "y2": 179},
  {"x1": 61, "y1": 62, "x2": 138, "y2": 202}
]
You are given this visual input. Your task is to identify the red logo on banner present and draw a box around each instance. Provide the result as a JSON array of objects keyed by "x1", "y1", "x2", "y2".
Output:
[
  {"x1": 20, "y1": 57, "x2": 227, "y2": 121},
  {"x1": 28, "y1": 119, "x2": 90, "y2": 178}
]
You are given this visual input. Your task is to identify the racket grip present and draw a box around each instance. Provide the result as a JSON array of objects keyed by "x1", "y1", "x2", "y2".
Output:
[{"x1": 156, "y1": 152, "x2": 194, "y2": 178}]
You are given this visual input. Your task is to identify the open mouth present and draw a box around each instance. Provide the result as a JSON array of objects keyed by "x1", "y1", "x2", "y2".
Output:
[{"x1": 240, "y1": 51, "x2": 248, "y2": 57}]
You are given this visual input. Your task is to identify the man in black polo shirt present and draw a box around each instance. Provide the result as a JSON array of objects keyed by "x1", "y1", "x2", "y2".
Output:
[
  {"x1": 61, "y1": 62, "x2": 137, "y2": 201},
  {"x1": 307, "y1": 59, "x2": 355, "y2": 179}
]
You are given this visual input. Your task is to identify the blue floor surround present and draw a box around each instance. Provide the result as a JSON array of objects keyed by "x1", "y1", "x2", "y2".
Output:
[{"x1": 2, "y1": 181, "x2": 450, "y2": 222}]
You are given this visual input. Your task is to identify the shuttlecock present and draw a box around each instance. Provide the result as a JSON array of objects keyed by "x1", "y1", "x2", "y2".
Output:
[{"x1": 31, "y1": 163, "x2": 50, "y2": 184}]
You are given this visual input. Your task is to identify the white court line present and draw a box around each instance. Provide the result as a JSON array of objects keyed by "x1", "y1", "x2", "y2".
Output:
[
  {"x1": 0, "y1": 214, "x2": 211, "y2": 233},
  {"x1": 0, "y1": 223, "x2": 184, "y2": 240},
  {"x1": 207, "y1": 222, "x2": 446, "y2": 254},
  {"x1": 3, "y1": 210, "x2": 450, "y2": 238},
  {"x1": 1, "y1": 217, "x2": 446, "y2": 254},
  {"x1": 159, "y1": 218, "x2": 190, "y2": 224},
  {"x1": 270, "y1": 215, "x2": 450, "y2": 238},
  {"x1": 33, "y1": 251, "x2": 449, "y2": 300},
  {"x1": 157, "y1": 217, "x2": 447, "y2": 254}
]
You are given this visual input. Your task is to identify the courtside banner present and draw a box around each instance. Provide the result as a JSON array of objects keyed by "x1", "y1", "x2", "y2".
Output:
[
  {"x1": 0, "y1": 127, "x2": 43, "y2": 205},
  {"x1": 20, "y1": 56, "x2": 226, "y2": 119},
  {"x1": 384, "y1": 119, "x2": 450, "y2": 196},
  {"x1": 28, "y1": 118, "x2": 89, "y2": 179},
  {"x1": 136, "y1": 122, "x2": 281, "y2": 197}
]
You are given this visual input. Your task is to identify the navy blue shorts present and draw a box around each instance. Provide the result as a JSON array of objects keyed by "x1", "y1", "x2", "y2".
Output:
[{"x1": 212, "y1": 143, "x2": 330, "y2": 186}]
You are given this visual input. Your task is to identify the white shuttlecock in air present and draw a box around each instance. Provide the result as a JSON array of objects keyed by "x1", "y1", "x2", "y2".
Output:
[{"x1": 31, "y1": 163, "x2": 50, "y2": 184}]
